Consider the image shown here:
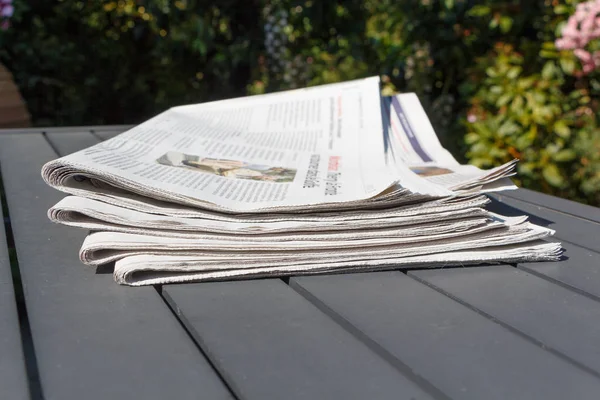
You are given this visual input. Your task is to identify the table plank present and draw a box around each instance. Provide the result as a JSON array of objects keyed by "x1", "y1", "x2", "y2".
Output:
[
  {"x1": 92, "y1": 126, "x2": 131, "y2": 141},
  {"x1": 0, "y1": 128, "x2": 44, "y2": 134},
  {"x1": 46, "y1": 131, "x2": 101, "y2": 156},
  {"x1": 411, "y1": 265, "x2": 600, "y2": 376},
  {"x1": 487, "y1": 196, "x2": 600, "y2": 252},
  {"x1": 0, "y1": 125, "x2": 132, "y2": 135},
  {"x1": 92, "y1": 125, "x2": 133, "y2": 133},
  {"x1": 163, "y1": 279, "x2": 437, "y2": 400},
  {"x1": 518, "y1": 241, "x2": 600, "y2": 301},
  {"x1": 0, "y1": 205, "x2": 30, "y2": 400},
  {"x1": 497, "y1": 188, "x2": 600, "y2": 223},
  {"x1": 0, "y1": 133, "x2": 233, "y2": 400},
  {"x1": 291, "y1": 272, "x2": 600, "y2": 400}
]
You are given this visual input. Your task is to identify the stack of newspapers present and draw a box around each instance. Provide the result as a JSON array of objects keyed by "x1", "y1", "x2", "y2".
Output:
[{"x1": 41, "y1": 77, "x2": 562, "y2": 286}]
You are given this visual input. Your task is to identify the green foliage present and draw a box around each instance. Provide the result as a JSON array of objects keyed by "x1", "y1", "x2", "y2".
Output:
[
  {"x1": 459, "y1": 1, "x2": 600, "y2": 206},
  {"x1": 465, "y1": 44, "x2": 599, "y2": 204},
  {"x1": 1, "y1": 0, "x2": 263, "y2": 125},
  {"x1": 0, "y1": 0, "x2": 598, "y2": 205}
]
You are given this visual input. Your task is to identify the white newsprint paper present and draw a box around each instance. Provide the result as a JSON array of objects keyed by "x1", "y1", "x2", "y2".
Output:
[
  {"x1": 382, "y1": 93, "x2": 517, "y2": 193},
  {"x1": 44, "y1": 77, "x2": 428, "y2": 213},
  {"x1": 40, "y1": 77, "x2": 560, "y2": 286}
]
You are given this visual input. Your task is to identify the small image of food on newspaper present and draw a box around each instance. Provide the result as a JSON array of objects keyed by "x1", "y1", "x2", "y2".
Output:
[
  {"x1": 156, "y1": 151, "x2": 297, "y2": 183},
  {"x1": 409, "y1": 166, "x2": 453, "y2": 177}
]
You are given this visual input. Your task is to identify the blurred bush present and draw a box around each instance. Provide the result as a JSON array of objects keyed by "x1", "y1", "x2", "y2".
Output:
[
  {"x1": 0, "y1": 0, "x2": 598, "y2": 205},
  {"x1": 0, "y1": 0, "x2": 263, "y2": 125},
  {"x1": 457, "y1": 1, "x2": 600, "y2": 205}
]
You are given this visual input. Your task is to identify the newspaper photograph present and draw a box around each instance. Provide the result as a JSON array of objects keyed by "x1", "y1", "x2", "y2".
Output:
[{"x1": 156, "y1": 151, "x2": 298, "y2": 183}]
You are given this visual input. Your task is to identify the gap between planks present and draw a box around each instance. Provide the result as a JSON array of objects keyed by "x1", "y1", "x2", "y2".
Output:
[
  {"x1": 408, "y1": 271, "x2": 600, "y2": 381},
  {"x1": 0, "y1": 163, "x2": 44, "y2": 400},
  {"x1": 154, "y1": 285, "x2": 241, "y2": 400}
]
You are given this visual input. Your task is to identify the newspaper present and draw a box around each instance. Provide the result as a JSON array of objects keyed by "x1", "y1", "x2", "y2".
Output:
[
  {"x1": 43, "y1": 77, "x2": 408, "y2": 213},
  {"x1": 114, "y1": 241, "x2": 561, "y2": 286},
  {"x1": 49, "y1": 194, "x2": 490, "y2": 234},
  {"x1": 42, "y1": 78, "x2": 515, "y2": 215},
  {"x1": 79, "y1": 216, "x2": 498, "y2": 266},
  {"x1": 108, "y1": 218, "x2": 557, "y2": 285},
  {"x1": 40, "y1": 77, "x2": 561, "y2": 286},
  {"x1": 382, "y1": 93, "x2": 517, "y2": 193}
]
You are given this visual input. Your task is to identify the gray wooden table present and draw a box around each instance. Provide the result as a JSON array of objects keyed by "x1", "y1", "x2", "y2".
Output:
[{"x1": 1, "y1": 126, "x2": 600, "y2": 400}]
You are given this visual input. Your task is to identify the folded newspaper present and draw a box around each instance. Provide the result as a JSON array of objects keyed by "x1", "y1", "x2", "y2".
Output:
[{"x1": 41, "y1": 77, "x2": 562, "y2": 286}]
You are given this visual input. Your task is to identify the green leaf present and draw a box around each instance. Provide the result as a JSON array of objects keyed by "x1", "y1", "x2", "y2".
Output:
[
  {"x1": 518, "y1": 162, "x2": 536, "y2": 175},
  {"x1": 545, "y1": 142, "x2": 561, "y2": 155},
  {"x1": 560, "y1": 57, "x2": 576, "y2": 75},
  {"x1": 552, "y1": 149, "x2": 577, "y2": 162},
  {"x1": 554, "y1": 121, "x2": 571, "y2": 138},
  {"x1": 467, "y1": 5, "x2": 491, "y2": 17},
  {"x1": 490, "y1": 85, "x2": 503, "y2": 94},
  {"x1": 540, "y1": 49, "x2": 559, "y2": 59},
  {"x1": 470, "y1": 157, "x2": 493, "y2": 168},
  {"x1": 499, "y1": 16, "x2": 513, "y2": 33},
  {"x1": 543, "y1": 163, "x2": 565, "y2": 187},
  {"x1": 464, "y1": 132, "x2": 480, "y2": 144},
  {"x1": 542, "y1": 42, "x2": 557, "y2": 50},
  {"x1": 444, "y1": 0, "x2": 454, "y2": 9},
  {"x1": 506, "y1": 66, "x2": 522, "y2": 79},
  {"x1": 555, "y1": 21, "x2": 567, "y2": 37},
  {"x1": 471, "y1": 142, "x2": 489, "y2": 154},
  {"x1": 554, "y1": 5, "x2": 569, "y2": 14},
  {"x1": 486, "y1": 67, "x2": 498, "y2": 77},
  {"x1": 511, "y1": 95, "x2": 525, "y2": 112},
  {"x1": 496, "y1": 93, "x2": 513, "y2": 107},
  {"x1": 516, "y1": 134, "x2": 534, "y2": 149},
  {"x1": 489, "y1": 147, "x2": 509, "y2": 158},
  {"x1": 472, "y1": 122, "x2": 493, "y2": 138},
  {"x1": 498, "y1": 120, "x2": 520, "y2": 137},
  {"x1": 541, "y1": 62, "x2": 555, "y2": 79},
  {"x1": 518, "y1": 77, "x2": 536, "y2": 90}
]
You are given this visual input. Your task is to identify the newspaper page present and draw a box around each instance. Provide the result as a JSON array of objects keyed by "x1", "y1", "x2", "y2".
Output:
[
  {"x1": 79, "y1": 216, "x2": 495, "y2": 266},
  {"x1": 43, "y1": 77, "x2": 432, "y2": 213},
  {"x1": 49, "y1": 195, "x2": 489, "y2": 235},
  {"x1": 383, "y1": 93, "x2": 517, "y2": 192},
  {"x1": 113, "y1": 241, "x2": 562, "y2": 286},
  {"x1": 110, "y1": 221, "x2": 559, "y2": 286}
]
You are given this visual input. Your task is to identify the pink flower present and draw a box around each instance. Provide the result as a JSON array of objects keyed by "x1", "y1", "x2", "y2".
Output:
[
  {"x1": 0, "y1": 0, "x2": 13, "y2": 27},
  {"x1": 574, "y1": 48, "x2": 592, "y2": 62},
  {"x1": 1, "y1": 5, "x2": 13, "y2": 17},
  {"x1": 574, "y1": 49, "x2": 598, "y2": 74},
  {"x1": 467, "y1": 114, "x2": 477, "y2": 123},
  {"x1": 555, "y1": 37, "x2": 578, "y2": 50},
  {"x1": 555, "y1": 0, "x2": 600, "y2": 75}
]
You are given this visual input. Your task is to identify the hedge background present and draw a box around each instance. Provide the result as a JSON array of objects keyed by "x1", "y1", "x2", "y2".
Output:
[{"x1": 0, "y1": 0, "x2": 598, "y2": 206}]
